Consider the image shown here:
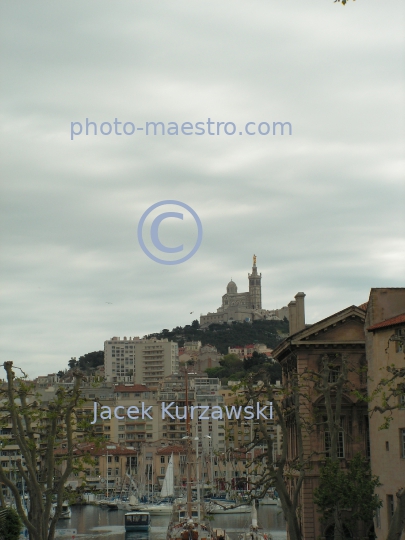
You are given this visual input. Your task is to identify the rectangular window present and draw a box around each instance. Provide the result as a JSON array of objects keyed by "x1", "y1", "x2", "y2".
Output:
[
  {"x1": 324, "y1": 430, "x2": 345, "y2": 458},
  {"x1": 376, "y1": 506, "x2": 381, "y2": 528},
  {"x1": 401, "y1": 429, "x2": 405, "y2": 458},
  {"x1": 328, "y1": 366, "x2": 341, "y2": 383},
  {"x1": 160, "y1": 456, "x2": 165, "y2": 463},
  {"x1": 160, "y1": 467, "x2": 165, "y2": 474},
  {"x1": 365, "y1": 416, "x2": 370, "y2": 458},
  {"x1": 395, "y1": 329, "x2": 404, "y2": 353},
  {"x1": 387, "y1": 495, "x2": 394, "y2": 526}
]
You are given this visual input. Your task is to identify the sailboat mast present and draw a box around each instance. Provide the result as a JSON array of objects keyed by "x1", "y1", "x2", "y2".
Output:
[{"x1": 185, "y1": 368, "x2": 192, "y2": 518}]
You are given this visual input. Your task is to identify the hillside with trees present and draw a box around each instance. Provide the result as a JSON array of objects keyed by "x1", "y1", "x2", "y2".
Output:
[
  {"x1": 146, "y1": 318, "x2": 289, "y2": 354},
  {"x1": 206, "y1": 351, "x2": 282, "y2": 384},
  {"x1": 62, "y1": 318, "x2": 289, "y2": 374}
]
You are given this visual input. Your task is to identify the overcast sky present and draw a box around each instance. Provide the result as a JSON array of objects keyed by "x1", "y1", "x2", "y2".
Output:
[{"x1": 1, "y1": 0, "x2": 404, "y2": 378}]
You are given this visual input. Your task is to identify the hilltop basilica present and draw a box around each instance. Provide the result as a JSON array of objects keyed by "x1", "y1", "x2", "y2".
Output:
[{"x1": 200, "y1": 256, "x2": 288, "y2": 328}]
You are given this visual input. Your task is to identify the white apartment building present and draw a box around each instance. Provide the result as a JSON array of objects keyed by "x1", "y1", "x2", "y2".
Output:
[
  {"x1": 194, "y1": 377, "x2": 225, "y2": 455},
  {"x1": 104, "y1": 336, "x2": 179, "y2": 386},
  {"x1": 184, "y1": 341, "x2": 202, "y2": 352},
  {"x1": 156, "y1": 374, "x2": 225, "y2": 453}
]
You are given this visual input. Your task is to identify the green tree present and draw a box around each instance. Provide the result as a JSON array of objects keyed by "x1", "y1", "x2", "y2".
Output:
[
  {"x1": 205, "y1": 366, "x2": 223, "y2": 378},
  {"x1": 314, "y1": 454, "x2": 382, "y2": 533},
  {"x1": 77, "y1": 351, "x2": 104, "y2": 372},
  {"x1": 0, "y1": 362, "x2": 94, "y2": 540},
  {"x1": 0, "y1": 508, "x2": 22, "y2": 540},
  {"x1": 67, "y1": 357, "x2": 77, "y2": 369},
  {"x1": 241, "y1": 370, "x2": 308, "y2": 540}
]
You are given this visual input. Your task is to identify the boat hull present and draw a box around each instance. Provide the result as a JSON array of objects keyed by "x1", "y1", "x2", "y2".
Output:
[
  {"x1": 125, "y1": 525, "x2": 151, "y2": 532},
  {"x1": 59, "y1": 510, "x2": 72, "y2": 518},
  {"x1": 146, "y1": 505, "x2": 173, "y2": 515},
  {"x1": 207, "y1": 504, "x2": 251, "y2": 514},
  {"x1": 125, "y1": 511, "x2": 151, "y2": 532},
  {"x1": 134, "y1": 504, "x2": 173, "y2": 515},
  {"x1": 259, "y1": 498, "x2": 277, "y2": 506}
]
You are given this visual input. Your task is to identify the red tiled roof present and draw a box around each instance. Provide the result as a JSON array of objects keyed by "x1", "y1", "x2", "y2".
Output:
[
  {"x1": 114, "y1": 384, "x2": 152, "y2": 392},
  {"x1": 358, "y1": 302, "x2": 368, "y2": 311},
  {"x1": 367, "y1": 313, "x2": 405, "y2": 332},
  {"x1": 157, "y1": 445, "x2": 187, "y2": 455},
  {"x1": 56, "y1": 442, "x2": 137, "y2": 457}
]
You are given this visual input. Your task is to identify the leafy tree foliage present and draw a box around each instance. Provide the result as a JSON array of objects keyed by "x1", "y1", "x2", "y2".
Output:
[
  {"x1": 0, "y1": 362, "x2": 95, "y2": 540},
  {"x1": 314, "y1": 454, "x2": 382, "y2": 530},
  {"x1": 67, "y1": 357, "x2": 77, "y2": 369},
  {"x1": 66, "y1": 352, "x2": 104, "y2": 374},
  {"x1": 206, "y1": 353, "x2": 244, "y2": 382},
  {"x1": 77, "y1": 351, "x2": 104, "y2": 372},
  {"x1": 206, "y1": 351, "x2": 281, "y2": 383},
  {"x1": 145, "y1": 318, "x2": 289, "y2": 354},
  {"x1": 0, "y1": 508, "x2": 22, "y2": 540}
]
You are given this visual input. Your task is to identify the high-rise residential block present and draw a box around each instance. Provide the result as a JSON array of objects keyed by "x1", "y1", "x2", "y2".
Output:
[{"x1": 104, "y1": 336, "x2": 179, "y2": 386}]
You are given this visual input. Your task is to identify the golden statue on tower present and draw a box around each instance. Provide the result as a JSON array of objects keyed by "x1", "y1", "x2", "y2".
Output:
[{"x1": 253, "y1": 254, "x2": 257, "y2": 266}]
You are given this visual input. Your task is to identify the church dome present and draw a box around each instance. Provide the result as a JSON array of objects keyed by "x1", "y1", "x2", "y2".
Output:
[{"x1": 227, "y1": 280, "x2": 237, "y2": 294}]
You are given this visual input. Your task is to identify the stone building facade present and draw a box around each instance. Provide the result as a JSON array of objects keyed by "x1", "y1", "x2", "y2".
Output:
[
  {"x1": 272, "y1": 294, "x2": 372, "y2": 540},
  {"x1": 200, "y1": 256, "x2": 288, "y2": 328},
  {"x1": 365, "y1": 288, "x2": 405, "y2": 539}
]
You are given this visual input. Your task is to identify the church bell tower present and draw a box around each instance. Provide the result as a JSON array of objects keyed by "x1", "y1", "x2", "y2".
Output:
[{"x1": 248, "y1": 254, "x2": 262, "y2": 309}]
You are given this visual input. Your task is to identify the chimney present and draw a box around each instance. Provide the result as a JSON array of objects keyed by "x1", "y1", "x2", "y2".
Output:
[
  {"x1": 288, "y1": 300, "x2": 297, "y2": 335},
  {"x1": 295, "y1": 292, "x2": 306, "y2": 332}
]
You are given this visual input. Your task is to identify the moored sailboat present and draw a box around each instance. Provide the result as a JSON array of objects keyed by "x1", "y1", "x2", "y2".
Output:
[
  {"x1": 166, "y1": 369, "x2": 232, "y2": 540},
  {"x1": 206, "y1": 500, "x2": 252, "y2": 514},
  {"x1": 58, "y1": 501, "x2": 72, "y2": 518},
  {"x1": 239, "y1": 504, "x2": 272, "y2": 540},
  {"x1": 133, "y1": 454, "x2": 174, "y2": 514}
]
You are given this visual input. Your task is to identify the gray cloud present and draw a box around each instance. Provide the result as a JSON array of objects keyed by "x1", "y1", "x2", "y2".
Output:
[{"x1": 0, "y1": 0, "x2": 404, "y2": 377}]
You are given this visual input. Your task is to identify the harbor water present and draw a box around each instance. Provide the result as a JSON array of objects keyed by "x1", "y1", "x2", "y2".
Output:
[{"x1": 55, "y1": 505, "x2": 287, "y2": 540}]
